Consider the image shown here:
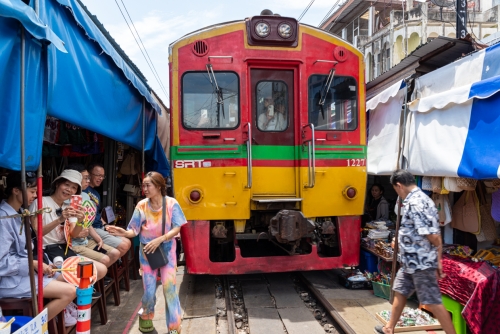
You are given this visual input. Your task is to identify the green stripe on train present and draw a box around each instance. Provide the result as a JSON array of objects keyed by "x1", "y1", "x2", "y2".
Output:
[{"x1": 171, "y1": 145, "x2": 366, "y2": 160}]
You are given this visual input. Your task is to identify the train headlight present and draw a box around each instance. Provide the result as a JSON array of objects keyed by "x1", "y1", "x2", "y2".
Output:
[
  {"x1": 189, "y1": 189, "x2": 203, "y2": 204},
  {"x1": 278, "y1": 23, "x2": 292, "y2": 39},
  {"x1": 255, "y1": 22, "x2": 270, "y2": 37},
  {"x1": 343, "y1": 186, "x2": 357, "y2": 200}
]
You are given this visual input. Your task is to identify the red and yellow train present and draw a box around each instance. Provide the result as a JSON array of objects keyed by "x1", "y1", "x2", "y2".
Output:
[{"x1": 169, "y1": 10, "x2": 367, "y2": 274}]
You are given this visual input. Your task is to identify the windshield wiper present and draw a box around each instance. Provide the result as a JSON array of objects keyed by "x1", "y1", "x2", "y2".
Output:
[
  {"x1": 318, "y1": 68, "x2": 335, "y2": 119},
  {"x1": 206, "y1": 64, "x2": 225, "y2": 120}
]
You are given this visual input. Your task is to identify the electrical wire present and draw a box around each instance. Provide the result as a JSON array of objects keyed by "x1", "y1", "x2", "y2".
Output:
[
  {"x1": 419, "y1": 4, "x2": 457, "y2": 33},
  {"x1": 298, "y1": 0, "x2": 315, "y2": 21},
  {"x1": 114, "y1": 0, "x2": 169, "y2": 100},
  {"x1": 119, "y1": 0, "x2": 169, "y2": 97},
  {"x1": 464, "y1": 1, "x2": 481, "y2": 40},
  {"x1": 318, "y1": 0, "x2": 343, "y2": 28}
]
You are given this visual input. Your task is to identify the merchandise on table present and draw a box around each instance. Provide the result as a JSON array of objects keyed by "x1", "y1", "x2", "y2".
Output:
[
  {"x1": 367, "y1": 229, "x2": 391, "y2": 239},
  {"x1": 378, "y1": 307, "x2": 439, "y2": 327},
  {"x1": 373, "y1": 240, "x2": 394, "y2": 259}
]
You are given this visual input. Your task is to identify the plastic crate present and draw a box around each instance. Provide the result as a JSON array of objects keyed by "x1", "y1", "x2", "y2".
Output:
[
  {"x1": 372, "y1": 281, "x2": 391, "y2": 299},
  {"x1": 372, "y1": 282, "x2": 419, "y2": 301},
  {"x1": 359, "y1": 249, "x2": 378, "y2": 273}
]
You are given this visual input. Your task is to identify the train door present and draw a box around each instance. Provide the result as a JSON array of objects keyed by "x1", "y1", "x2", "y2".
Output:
[{"x1": 250, "y1": 69, "x2": 296, "y2": 197}]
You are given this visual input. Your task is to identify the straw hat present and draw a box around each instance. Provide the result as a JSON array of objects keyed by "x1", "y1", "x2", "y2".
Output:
[{"x1": 51, "y1": 169, "x2": 82, "y2": 195}]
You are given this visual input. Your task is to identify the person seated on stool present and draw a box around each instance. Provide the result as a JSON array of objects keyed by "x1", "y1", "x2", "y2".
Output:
[
  {"x1": 64, "y1": 164, "x2": 120, "y2": 269},
  {"x1": 29, "y1": 170, "x2": 108, "y2": 292},
  {"x1": 0, "y1": 172, "x2": 76, "y2": 321},
  {"x1": 84, "y1": 163, "x2": 131, "y2": 258}
]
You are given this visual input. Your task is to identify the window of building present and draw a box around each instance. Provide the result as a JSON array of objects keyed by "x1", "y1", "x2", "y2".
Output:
[
  {"x1": 359, "y1": 10, "x2": 370, "y2": 36},
  {"x1": 308, "y1": 75, "x2": 358, "y2": 131},
  {"x1": 346, "y1": 21, "x2": 354, "y2": 44},
  {"x1": 182, "y1": 72, "x2": 239, "y2": 129}
]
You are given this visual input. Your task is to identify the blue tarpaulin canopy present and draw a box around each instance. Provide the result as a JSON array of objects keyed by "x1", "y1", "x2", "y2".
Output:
[
  {"x1": 0, "y1": 0, "x2": 62, "y2": 171},
  {"x1": 0, "y1": 0, "x2": 170, "y2": 175}
]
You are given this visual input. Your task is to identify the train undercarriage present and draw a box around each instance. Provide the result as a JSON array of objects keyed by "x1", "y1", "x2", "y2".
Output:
[{"x1": 180, "y1": 210, "x2": 361, "y2": 275}]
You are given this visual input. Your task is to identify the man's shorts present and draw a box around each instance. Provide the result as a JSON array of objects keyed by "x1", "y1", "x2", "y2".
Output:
[
  {"x1": 94, "y1": 227, "x2": 123, "y2": 248},
  {"x1": 392, "y1": 268, "x2": 442, "y2": 305},
  {"x1": 72, "y1": 239, "x2": 116, "y2": 262}
]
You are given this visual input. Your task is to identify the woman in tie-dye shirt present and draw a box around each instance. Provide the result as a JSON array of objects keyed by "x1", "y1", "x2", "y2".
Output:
[{"x1": 107, "y1": 172, "x2": 186, "y2": 333}]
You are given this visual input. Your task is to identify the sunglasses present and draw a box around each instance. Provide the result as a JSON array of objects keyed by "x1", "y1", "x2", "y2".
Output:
[{"x1": 56, "y1": 208, "x2": 63, "y2": 217}]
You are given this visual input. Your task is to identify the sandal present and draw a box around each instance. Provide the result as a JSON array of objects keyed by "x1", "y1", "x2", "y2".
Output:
[{"x1": 139, "y1": 317, "x2": 155, "y2": 333}]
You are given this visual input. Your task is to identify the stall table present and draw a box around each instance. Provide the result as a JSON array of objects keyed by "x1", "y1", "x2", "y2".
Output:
[
  {"x1": 439, "y1": 254, "x2": 500, "y2": 334},
  {"x1": 361, "y1": 245, "x2": 394, "y2": 263}
]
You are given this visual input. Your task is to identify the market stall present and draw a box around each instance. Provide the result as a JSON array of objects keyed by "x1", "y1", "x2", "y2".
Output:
[
  {"x1": 356, "y1": 41, "x2": 500, "y2": 334},
  {"x1": 0, "y1": 0, "x2": 170, "y2": 329}
]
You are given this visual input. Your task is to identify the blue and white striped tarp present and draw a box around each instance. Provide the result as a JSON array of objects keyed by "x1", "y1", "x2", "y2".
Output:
[{"x1": 407, "y1": 43, "x2": 500, "y2": 179}]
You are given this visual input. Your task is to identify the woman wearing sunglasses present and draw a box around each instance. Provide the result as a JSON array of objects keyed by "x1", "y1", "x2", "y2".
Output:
[{"x1": 107, "y1": 171, "x2": 186, "y2": 334}]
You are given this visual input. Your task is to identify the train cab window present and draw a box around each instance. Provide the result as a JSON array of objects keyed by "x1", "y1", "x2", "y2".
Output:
[
  {"x1": 308, "y1": 75, "x2": 358, "y2": 131},
  {"x1": 182, "y1": 72, "x2": 239, "y2": 129},
  {"x1": 256, "y1": 81, "x2": 288, "y2": 132}
]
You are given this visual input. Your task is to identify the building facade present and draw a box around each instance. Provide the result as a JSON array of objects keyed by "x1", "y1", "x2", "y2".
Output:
[{"x1": 321, "y1": 0, "x2": 500, "y2": 82}]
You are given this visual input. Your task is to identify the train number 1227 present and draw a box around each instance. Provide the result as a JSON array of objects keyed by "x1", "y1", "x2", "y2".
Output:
[{"x1": 346, "y1": 159, "x2": 366, "y2": 167}]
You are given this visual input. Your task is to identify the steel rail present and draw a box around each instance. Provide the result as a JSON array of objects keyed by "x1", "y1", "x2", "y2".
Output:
[
  {"x1": 224, "y1": 276, "x2": 237, "y2": 334},
  {"x1": 298, "y1": 272, "x2": 356, "y2": 334}
]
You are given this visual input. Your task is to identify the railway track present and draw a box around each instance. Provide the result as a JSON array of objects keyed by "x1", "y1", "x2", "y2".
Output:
[{"x1": 217, "y1": 271, "x2": 352, "y2": 334}]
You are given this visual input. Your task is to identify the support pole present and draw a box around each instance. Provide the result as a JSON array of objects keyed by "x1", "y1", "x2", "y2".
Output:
[
  {"x1": 389, "y1": 79, "x2": 409, "y2": 304},
  {"x1": 389, "y1": 198, "x2": 401, "y2": 304},
  {"x1": 34, "y1": 0, "x2": 44, "y2": 313},
  {"x1": 37, "y1": 164, "x2": 43, "y2": 312},
  {"x1": 20, "y1": 25, "x2": 38, "y2": 316},
  {"x1": 142, "y1": 98, "x2": 145, "y2": 186},
  {"x1": 76, "y1": 261, "x2": 94, "y2": 334},
  {"x1": 456, "y1": 0, "x2": 467, "y2": 38}
]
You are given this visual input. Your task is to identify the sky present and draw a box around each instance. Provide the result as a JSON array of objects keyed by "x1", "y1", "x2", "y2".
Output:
[{"x1": 80, "y1": 0, "x2": 340, "y2": 106}]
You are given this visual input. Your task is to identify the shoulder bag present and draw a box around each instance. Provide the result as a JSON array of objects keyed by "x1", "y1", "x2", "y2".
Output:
[
  {"x1": 452, "y1": 191, "x2": 481, "y2": 234},
  {"x1": 142, "y1": 196, "x2": 168, "y2": 270},
  {"x1": 476, "y1": 184, "x2": 498, "y2": 242}
]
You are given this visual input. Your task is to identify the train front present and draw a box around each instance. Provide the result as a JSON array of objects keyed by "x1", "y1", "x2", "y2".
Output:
[{"x1": 169, "y1": 11, "x2": 367, "y2": 274}]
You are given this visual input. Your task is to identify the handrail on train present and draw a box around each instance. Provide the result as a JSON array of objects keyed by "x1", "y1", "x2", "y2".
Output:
[
  {"x1": 302, "y1": 123, "x2": 315, "y2": 188},
  {"x1": 245, "y1": 122, "x2": 252, "y2": 189}
]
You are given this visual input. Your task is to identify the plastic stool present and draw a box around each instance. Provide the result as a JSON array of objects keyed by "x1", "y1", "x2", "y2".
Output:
[
  {"x1": 442, "y1": 294, "x2": 467, "y2": 334},
  {"x1": 4, "y1": 315, "x2": 32, "y2": 331}
]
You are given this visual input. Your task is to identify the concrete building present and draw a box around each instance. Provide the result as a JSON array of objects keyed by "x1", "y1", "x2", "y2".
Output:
[{"x1": 320, "y1": 0, "x2": 500, "y2": 82}]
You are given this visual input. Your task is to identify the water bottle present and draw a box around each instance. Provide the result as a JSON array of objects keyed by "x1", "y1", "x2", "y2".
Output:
[{"x1": 0, "y1": 306, "x2": 6, "y2": 323}]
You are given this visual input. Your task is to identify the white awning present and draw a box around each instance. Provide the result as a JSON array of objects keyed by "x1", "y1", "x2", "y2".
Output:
[{"x1": 366, "y1": 80, "x2": 406, "y2": 175}]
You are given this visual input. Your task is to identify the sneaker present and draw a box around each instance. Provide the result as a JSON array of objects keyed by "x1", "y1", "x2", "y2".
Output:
[
  {"x1": 92, "y1": 290, "x2": 102, "y2": 300},
  {"x1": 103, "y1": 276, "x2": 112, "y2": 284},
  {"x1": 67, "y1": 302, "x2": 78, "y2": 318},
  {"x1": 64, "y1": 308, "x2": 77, "y2": 326}
]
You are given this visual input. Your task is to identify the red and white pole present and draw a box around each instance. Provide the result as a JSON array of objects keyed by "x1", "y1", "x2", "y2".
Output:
[{"x1": 75, "y1": 261, "x2": 94, "y2": 334}]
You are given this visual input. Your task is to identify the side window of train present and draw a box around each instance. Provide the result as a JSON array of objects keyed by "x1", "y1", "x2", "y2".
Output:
[
  {"x1": 308, "y1": 75, "x2": 358, "y2": 131},
  {"x1": 182, "y1": 72, "x2": 239, "y2": 129},
  {"x1": 256, "y1": 81, "x2": 289, "y2": 132}
]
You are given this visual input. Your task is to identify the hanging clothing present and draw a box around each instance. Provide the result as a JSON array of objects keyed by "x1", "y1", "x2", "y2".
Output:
[{"x1": 127, "y1": 196, "x2": 187, "y2": 332}]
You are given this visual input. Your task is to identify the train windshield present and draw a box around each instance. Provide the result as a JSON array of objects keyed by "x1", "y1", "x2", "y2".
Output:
[
  {"x1": 182, "y1": 72, "x2": 239, "y2": 129},
  {"x1": 308, "y1": 75, "x2": 358, "y2": 131}
]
